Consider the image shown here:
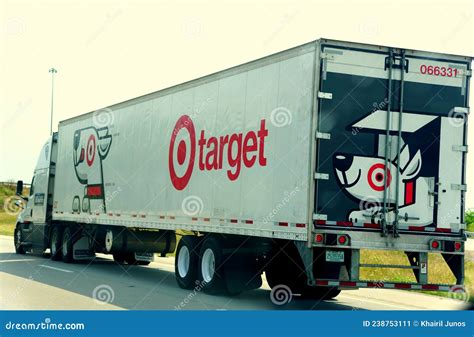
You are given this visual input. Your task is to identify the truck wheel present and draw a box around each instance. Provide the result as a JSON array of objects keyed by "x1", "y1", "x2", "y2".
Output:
[
  {"x1": 14, "y1": 226, "x2": 25, "y2": 255},
  {"x1": 113, "y1": 252, "x2": 126, "y2": 264},
  {"x1": 266, "y1": 242, "x2": 341, "y2": 301},
  {"x1": 303, "y1": 286, "x2": 341, "y2": 300},
  {"x1": 175, "y1": 236, "x2": 201, "y2": 290},
  {"x1": 324, "y1": 288, "x2": 341, "y2": 299},
  {"x1": 61, "y1": 226, "x2": 75, "y2": 263},
  {"x1": 265, "y1": 242, "x2": 306, "y2": 294},
  {"x1": 199, "y1": 236, "x2": 226, "y2": 294},
  {"x1": 50, "y1": 226, "x2": 62, "y2": 261}
]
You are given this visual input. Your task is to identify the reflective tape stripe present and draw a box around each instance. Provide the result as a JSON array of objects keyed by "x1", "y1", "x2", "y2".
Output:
[{"x1": 314, "y1": 279, "x2": 454, "y2": 291}]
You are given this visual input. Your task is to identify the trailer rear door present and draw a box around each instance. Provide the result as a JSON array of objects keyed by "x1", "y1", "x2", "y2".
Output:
[{"x1": 314, "y1": 42, "x2": 470, "y2": 236}]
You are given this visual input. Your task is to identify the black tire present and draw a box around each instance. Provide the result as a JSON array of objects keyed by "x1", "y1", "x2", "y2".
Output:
[
  {"x1": 50, "y1": 226, "x2": 62, "y2": 261},
  {"x1": 303, "y1": 286, "x2": 341, "y2": 300},
  {"x1": 175, "y1": 236, "x2": 201, "y2": 290},
  {"x1": 124, "y1": 253, "x2": 137, "y2": 265},
  {"x1": 61, "y1": 226, "x2": 75, "y2": 263},
  {"x1": 113, "y1": 252, "x2": 126, "y2": 264},
  {"x1": 14, "y1": 226, "x2": 25, "y2": 255},
  {"x1": 265, "y1": 241, "x2": 307, "y2": 293},
  {"x1": 265, "y1": 241, "x2": 341, "y2": 300},
  {"x1": 199, "y1": 236, "x2": 226, "y2": 294}
]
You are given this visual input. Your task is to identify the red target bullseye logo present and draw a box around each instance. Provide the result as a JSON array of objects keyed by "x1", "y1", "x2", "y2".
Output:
[
  {"x1": 367, "y1": 163, "x2": 391, "y2": 191},
  {"x1": 86, "y1": 134, "x2": 96, "y2": 166},
  {"x1": 169, "y1": 115, "x2": 196, "y2": 190}
]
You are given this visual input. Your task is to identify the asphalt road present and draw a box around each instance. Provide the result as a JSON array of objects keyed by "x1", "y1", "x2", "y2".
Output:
[{"x1": 0, "y1": 235, "x2": 467, "y2": 310}]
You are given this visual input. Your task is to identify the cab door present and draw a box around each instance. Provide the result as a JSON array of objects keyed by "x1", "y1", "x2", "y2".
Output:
[{"x1": 27, "y1": 138, "x2": 54, "y2": 249}]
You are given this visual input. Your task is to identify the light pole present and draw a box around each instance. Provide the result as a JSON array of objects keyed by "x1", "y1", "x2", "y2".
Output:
[{"x1": 48, "y1": 68, "x2": 58, "y2": 135}]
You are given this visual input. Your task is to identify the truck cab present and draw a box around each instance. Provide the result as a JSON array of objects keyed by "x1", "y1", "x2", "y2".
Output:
[{"x1": 14, "y1": 133, "x2": 57, "y2": 254}]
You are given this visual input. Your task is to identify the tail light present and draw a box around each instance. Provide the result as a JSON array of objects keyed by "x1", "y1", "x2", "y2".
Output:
[
  {"x1": 337, "y1": 234, "x2": 349, "y2": 246},
  {"x1": 454, "y1": 242, "x2": 462, "y2": 251},
  {"x1": 430, "y1": 240, "x2": 441, "y2": 250},
  {"x1": 315, "y1": 233, "x2": 324, "y2": 243}
]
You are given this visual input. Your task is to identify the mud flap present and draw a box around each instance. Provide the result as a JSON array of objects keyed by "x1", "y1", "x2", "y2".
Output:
[
  {"x1": 225, "y1": 254, "x2": 262, "y2": 294},
  {"x1": 134, "y1": 252, "x2": 154, "y2": 263}
]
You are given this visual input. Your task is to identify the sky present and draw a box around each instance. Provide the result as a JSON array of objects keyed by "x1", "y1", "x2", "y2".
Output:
[{"x1": 0, "y1": 0, "x2": 473, "y2": 205}]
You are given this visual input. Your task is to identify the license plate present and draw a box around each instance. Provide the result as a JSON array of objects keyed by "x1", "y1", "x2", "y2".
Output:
[{"x1": 325, "y1": 250, "x2": 344, "y2": 262}]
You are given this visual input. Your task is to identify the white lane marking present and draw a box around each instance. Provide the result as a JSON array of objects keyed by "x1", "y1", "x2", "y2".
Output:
[
  {"x1": 339, "y1": 294, "x2": 422, "y2": 310},
  {"x1": 0, "y1": 259, "x2": 37, "y2": 263},
  {"x1": 38, "y1": 264, "x2": 74, "y2": 273}
]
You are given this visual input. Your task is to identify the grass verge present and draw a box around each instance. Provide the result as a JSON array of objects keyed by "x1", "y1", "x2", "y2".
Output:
[
  {"x1": 361, "y1": 249, "x2": 473, "y2": 301},
  {"x1": 0, "y1": 212, "x2": 17, "y2": 236}
]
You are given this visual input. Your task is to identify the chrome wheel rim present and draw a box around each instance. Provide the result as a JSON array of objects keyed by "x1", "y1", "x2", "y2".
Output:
[
  {"x1": 177, "y1": 246, "x2": 190, "y2": 278},
  {"x1": 201, "y1": 248, "x2": 215, "y2": 283}
]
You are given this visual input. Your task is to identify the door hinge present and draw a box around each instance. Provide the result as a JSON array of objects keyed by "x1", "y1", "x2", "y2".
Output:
[
  {"x1": 320, "y1": 52, "x2": 335, "y2": 61},
  {"x1": 452, "y1": 145, "x2": 468, "y2": 152},
  {"x1": 451, "y1": 184, "x2": 467, "y2": 191},
  {"x1": 313, "y1": 213, "x2": 327, "y2": 221},
  {"x1": 451, "y1": 106, "x2": 470, "y2": 114},
  {"x1": 316, "y1": 131, "x2": 331, "y2": 140},
  {"x1": 317, "y1": 91, "x2": 333, "y2": 100},
  {"x1": 314, "y1": 172, "x2": 329, "y2": 180}
]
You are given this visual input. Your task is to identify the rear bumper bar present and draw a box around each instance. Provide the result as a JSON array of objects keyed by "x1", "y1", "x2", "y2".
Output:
[{"x1": 314, "y1": 279, "x2": 462, "y2": 292}]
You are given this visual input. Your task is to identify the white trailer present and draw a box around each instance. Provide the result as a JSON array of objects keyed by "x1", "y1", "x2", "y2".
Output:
[{"x1": 14, "y1": 38, "x2": 471, "y2": 298}]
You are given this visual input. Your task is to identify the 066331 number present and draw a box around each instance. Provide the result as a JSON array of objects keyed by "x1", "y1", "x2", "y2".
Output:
[{"x1": 420, "y1": 64, "x2": 458, "y2": 77}]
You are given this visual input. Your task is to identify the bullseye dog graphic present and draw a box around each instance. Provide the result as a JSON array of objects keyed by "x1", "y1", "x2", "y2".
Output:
[
  {"x1": 334, "y1": 145, "x2": 434, "y2": 225},
  {"x1": 72, "y1": 126, "x2": 112, "y2": 213},
  {"x1": 334, "y1": 110, "x2": 437, "y2": 227}
]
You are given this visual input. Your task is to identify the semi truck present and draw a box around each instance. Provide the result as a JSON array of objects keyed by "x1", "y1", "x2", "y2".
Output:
[{"x1": 13, "y1": 38, "x2": 471, "y2": 299}]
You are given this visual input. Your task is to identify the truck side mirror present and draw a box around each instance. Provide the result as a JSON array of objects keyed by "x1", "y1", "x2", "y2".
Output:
[{"x1": 16, "y1": 180, "x2": 23, "y2": 195}]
